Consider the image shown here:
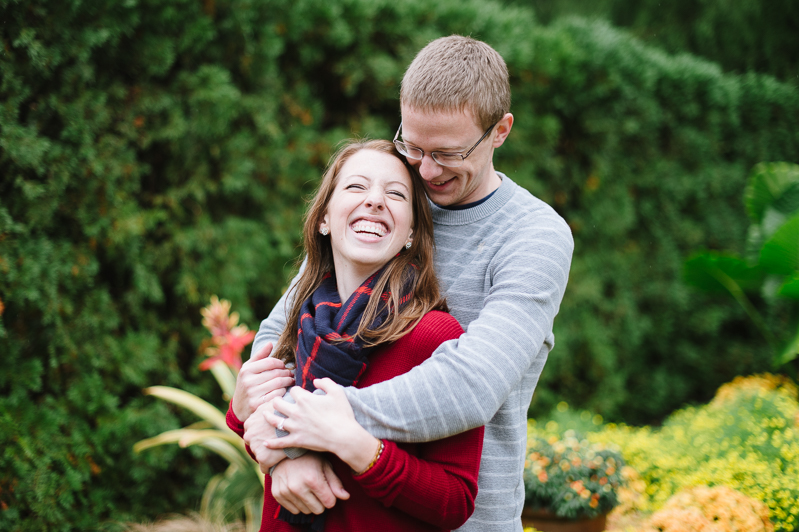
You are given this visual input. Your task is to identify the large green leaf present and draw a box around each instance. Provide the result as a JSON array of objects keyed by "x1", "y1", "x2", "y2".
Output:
[
  {"x1": 191, "y1": 436, "x2": 252, "y2": 471},
  {"x1": 759, "y1": 213, "x2": 799, "y2": 276},
  {"x1": 776, "y1": 326, "x2": 799, "y2": 367},
  {"x1": 744, "y1": 162, "x2": 799, "y2": 224},
  {"x1": 683, "y1": 253, "x2": 763, "y2": 293},
  {"x1": 135, "y1": 428, "x2": 251, "y2": 470},
  {"x1": 684, "y1": 252, "x2": 775, "y2": 348},
  {"x1": 778, "y1": 273, "x2": 799, "y2": 300},
  {"x1": 143, "y1": 386, "x2": 229, "y2": 431},
  {"x1": 210, "y1": 361, "x2": 238, "y2": 401},
  {"x1": 202, "y1": 464, "x2": 264, "y2": 529}
]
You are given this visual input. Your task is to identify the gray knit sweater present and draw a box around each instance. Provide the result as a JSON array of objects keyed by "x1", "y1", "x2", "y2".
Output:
[{"x1": 251, "y1": 174, "x2": 574, "y2": 531}]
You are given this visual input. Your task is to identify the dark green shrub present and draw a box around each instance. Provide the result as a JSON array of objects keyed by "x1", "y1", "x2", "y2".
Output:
[
  {"x1": 0, "y1": 0, "x2": 535, "y2": 529},
  {"x1": 684, "y1": 163, "x2": 799, "y2": 370},
  {"x1": 520, "y1": 0, "x2": 799, "y2": 85},
  {"x1": 516, "y1": 18, "x2": 799, "y2": 422},
  {"x1": 2, "y1": 0, "x2": 798, "y2": 528},
  {"x1": 606, "y1": 0, "x2": 799, "y2": 85}
]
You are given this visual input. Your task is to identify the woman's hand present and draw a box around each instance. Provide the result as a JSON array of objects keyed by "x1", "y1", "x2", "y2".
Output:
[
  {"x1": 243, "y1": 401, "x2": 290, "y2": 472},
  {"x1": 264, "y1": 378, "x2": 380, "y2": 473},
  {"x1": 232, "y1": 342, "x2": 294, "y2": 422}
]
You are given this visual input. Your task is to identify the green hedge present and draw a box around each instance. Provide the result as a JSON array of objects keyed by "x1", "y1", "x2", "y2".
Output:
[
  {"x1": 522, "y1": 0, "x2": 799, "y2": 85},
  {"x1": 2, "y1": 0, "x2": 798, "y2": 528},
  {"x1": 605, "y1": 0, "x2": 799, "y2": 85},
  {"x1": 513, "y1": 18, "x2": 799, "y2": 422}
]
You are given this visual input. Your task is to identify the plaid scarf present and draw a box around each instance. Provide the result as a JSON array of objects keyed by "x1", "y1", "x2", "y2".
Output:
[{"x1": 278, "y1": 264, "x2": 414, "y2": 530}]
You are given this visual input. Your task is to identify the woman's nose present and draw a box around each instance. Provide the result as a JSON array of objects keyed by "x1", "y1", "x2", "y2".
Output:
[{"x1": 364, "y1": 189, "x2": 385, "y2": 210}]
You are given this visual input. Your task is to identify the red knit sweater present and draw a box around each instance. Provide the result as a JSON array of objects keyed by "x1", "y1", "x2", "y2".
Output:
[{"x1": 226, "y1": 310, "x2": 484, "y2": 532}]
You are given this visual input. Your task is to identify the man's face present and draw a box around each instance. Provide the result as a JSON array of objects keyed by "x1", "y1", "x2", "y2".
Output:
[{"x1": 398, "y1": 105, "x2": 506, "y2": 207}]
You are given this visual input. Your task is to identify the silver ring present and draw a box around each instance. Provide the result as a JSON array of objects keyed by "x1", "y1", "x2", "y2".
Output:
[{"x1": 277, "y1": 418, "x2": 286, "y2": 432}]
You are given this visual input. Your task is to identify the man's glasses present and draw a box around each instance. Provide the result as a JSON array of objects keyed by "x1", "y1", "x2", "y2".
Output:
[{"x1": 393, "y1": 121, "x2": 498, "y2": 168}]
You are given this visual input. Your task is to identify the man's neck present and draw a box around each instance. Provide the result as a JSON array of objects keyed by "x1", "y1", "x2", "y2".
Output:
[{"x1": 438, "y1": 172, "x2": 502, "y2": 211}]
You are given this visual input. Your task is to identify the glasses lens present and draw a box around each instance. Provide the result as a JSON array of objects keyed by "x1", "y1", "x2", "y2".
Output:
[
  {"x1": 395, "y1": 141, "x2": 423, "y2": 160},
  {"x1": 432, "y1": 153, "x2": 464, "y2": 168}
]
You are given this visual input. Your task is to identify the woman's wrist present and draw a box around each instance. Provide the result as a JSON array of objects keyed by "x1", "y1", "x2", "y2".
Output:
[
  {"x1": 352, "y1": 439, "x2": 384, "y2": 476},
  {"x1": 335, "y1": 425, "x2": 381, "y2": 473}
]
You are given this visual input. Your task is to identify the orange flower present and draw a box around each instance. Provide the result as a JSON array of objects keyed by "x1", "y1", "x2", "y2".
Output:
[
  {"x1": 537, "y1": 471, "x2": 548, "y2": 482},
  {"x1": 199, "y1": 297, "x2": 255, "y2": 371},
  {"x1": 201, "y1": 296, "x2": 237, "y2": 337}
]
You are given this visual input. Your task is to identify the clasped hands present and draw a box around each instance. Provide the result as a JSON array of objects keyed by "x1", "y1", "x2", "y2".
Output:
[{"x1": 236, "y1": 343, "x2": 363, "y2": 514}]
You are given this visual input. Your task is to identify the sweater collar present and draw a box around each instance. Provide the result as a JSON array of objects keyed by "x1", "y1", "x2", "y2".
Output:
[{"x1": 429, "y1": 172, "x2": 516, "y2": 226}]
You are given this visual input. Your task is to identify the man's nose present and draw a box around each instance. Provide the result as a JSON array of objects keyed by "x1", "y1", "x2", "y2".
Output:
[{"x1": 418, "y1": 153, "x2": 444, "y2": 181}]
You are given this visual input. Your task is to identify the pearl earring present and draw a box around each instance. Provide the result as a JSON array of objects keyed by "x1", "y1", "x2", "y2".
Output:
[{"x1": 320, "y1": 227, "x2": 329, "y2": 236}]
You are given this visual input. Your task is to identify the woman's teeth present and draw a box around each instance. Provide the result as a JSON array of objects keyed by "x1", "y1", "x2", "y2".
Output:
[{"x1": 352, "y1": 220, "x2": 388, "y2": 237}]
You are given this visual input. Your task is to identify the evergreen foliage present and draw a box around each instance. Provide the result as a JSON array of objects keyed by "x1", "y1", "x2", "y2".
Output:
[
  {"x1": 521, "y1": 18, "x2": 799, "y2": 422},
  {"x1": 607, "y1": 0, "x2": 799, "y2": 85},
  {"x1": 525, "y1": 0, "x2": 799, "y2": 85},
  {"x1": 2, "y1": 0, "x2": 798, "y2": 528}
]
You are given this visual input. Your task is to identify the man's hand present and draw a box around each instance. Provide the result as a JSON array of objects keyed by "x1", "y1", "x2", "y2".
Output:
[
  {"x1": 264, "y1": 378, "x2": 380, "y2": 473},
  {"x1": 271, "y1": 453, "x2": 350, "y2": 515},
  {"x1": 243, "y1": 402, "x2": 289, "y2": 471},
  {"x1": 232, "y1": 342, "x2": 294, "y2": 422}
]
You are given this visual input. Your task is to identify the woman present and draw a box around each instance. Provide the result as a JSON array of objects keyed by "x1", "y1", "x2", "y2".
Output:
[{"x1": 226, "y1": 140, "x2": 484, "y2": 532}]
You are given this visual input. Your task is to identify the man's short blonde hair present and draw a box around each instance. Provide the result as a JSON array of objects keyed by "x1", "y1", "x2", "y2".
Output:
[{"x1": 400, "y1": 35, "x2": 510, "y2": 130}]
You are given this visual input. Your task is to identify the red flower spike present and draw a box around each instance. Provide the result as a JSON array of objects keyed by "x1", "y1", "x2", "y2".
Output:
[{"x1": 198, "y1": 297, "x2": 256, "y2": 371}]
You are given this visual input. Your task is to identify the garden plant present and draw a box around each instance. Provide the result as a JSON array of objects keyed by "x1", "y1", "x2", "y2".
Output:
[
  {"x1": 134, "y1": 297, "x2": 263, "y2": 531},
  {"x1": 588, "y1": 374, "x2": 799, "y2": 531},
  {"x1": 524, "y1": 429, "x2": 626, "y2": 519},
  {"x1": 644, "y1": 485, "x2": 773, "y2": 532},
  {"x1": 685, "y1": 162, "x2": 799, "y2": 370}
]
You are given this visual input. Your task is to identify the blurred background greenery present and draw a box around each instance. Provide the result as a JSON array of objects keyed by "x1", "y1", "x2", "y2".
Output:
[{"x1": 1, "y1": 0, "x2": 798, "y2": 529}]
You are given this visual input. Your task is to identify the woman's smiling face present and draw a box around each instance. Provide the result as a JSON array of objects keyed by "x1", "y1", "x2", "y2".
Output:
[{"x1": 322, "y1": 149, "x2": 414, "y2": 281}]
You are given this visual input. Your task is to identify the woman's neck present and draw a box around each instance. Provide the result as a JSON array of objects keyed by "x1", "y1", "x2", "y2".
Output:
[{"x1": 333, "y1": 261, "x2": 380, "y2": 302}]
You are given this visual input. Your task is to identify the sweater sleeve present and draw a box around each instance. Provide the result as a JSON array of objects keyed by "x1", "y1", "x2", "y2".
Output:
[
  {"x1": 249, "y1": 260, "x2": 305, "y2": 360},
  {"x1": 344, "y1": 213, "x2": 574, "y2": 442},
  {"x1": 226, "y1": 402, "x2": 258, "y2": 462}
]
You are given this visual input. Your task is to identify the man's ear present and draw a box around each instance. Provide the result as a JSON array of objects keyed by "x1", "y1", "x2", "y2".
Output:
[{"x1": 492, "y1": 113, "x2": 514, "y2": 148}]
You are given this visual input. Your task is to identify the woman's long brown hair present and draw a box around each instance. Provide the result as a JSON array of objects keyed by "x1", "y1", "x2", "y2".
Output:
[{"x1": 273, "y1": 139, "x2": 444, "y2": 365}]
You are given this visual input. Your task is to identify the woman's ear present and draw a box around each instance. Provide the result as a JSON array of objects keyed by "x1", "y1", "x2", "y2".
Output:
[{"x1": 319, "y1": 216, "x2": 330, "y2": 236}]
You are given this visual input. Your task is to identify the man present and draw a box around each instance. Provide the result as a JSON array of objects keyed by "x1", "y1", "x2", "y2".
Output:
[{"x1": 247, "y1": 35, "x2": 573, "y2": 531}]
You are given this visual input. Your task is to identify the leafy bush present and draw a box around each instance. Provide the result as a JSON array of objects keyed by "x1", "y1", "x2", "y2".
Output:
[
  {"x1": 521, "y1": 18, "x2": 799, "y2": 422},
  {"x1": 684, "y1": 162, "x2": 799, "y2": 369},
  {"x1": 605, "y1": 0, "x2": 799, "y2": 85},
  {"x1": 134, "y1": 297, "x2": 263, "y2": 531},
  {"x1": 644, "y1": 486, "x2": 774, "y2": 532},
  {"x1": 524, "y1": 428, "x2": 626, "y2": 518},
  {"x1": 589, "y1": 375, "x2": 799, "y2": 531},
  {"x1": 3, "y1": 0, "x2": 799, "y2": 528},
  {"x1": 520, "y1": 0, "x2": 799, "y2": 85}
]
